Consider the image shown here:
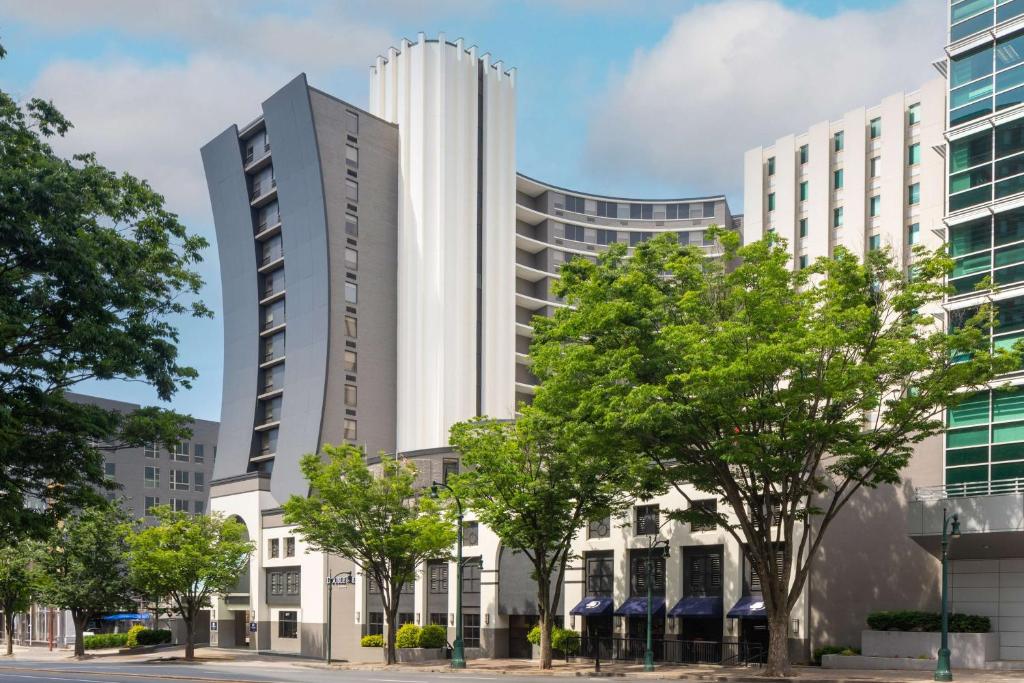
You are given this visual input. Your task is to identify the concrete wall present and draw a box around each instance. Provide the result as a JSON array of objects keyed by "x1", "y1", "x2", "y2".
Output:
[{"x1": 951, "y1": 558, "x2": 1024, "y2": 661}]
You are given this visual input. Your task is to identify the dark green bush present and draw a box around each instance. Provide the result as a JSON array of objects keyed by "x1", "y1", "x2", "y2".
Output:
[
  {"x1": 135, "y1": 629, "x2": 172, "y2": 646},
  {"x1": 812, "y1": 645, "x2": 848, "y2": 665},
  {"x1": 866, "y1": 611, "x2": 990, "y2": 633},
  {"x1": 395, "y1": 623, "x2": 421, "y2": 648},
  {"x1": 361, "y1": 634, "x2": 384, "y2": 647},
  {"x1": 83, "y1": 632, "x2": 130, "y2": 649},
  {"x1": 525, "y1": 625, "x2": 579, "y2": 653},
  {"x1": 419, "y1": 624, "x2": 446, "y2": 649}
]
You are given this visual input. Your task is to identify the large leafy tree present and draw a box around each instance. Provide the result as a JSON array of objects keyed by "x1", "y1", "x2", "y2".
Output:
[
  {"x1": 128, "y1": 506, "x2": 253, "y2": 660},
  {"x1": 282, "y1": 445, "x2": 457, "y2": 665},
  {"x1": 0, "y1": 543, "x2": 39, "y2": 656},
  {"x1": 35, "y1": 503, "x2": 135, "y2": 657},
  {"x1": 530, "y1": 231, "x2": 1015, "y2": 676},
  {"x1": 0, "y1": 44, "x2": 209, "y2": 542},
  {"x1": 449, "y1": 415, "x2": 638, "y2": 669}
]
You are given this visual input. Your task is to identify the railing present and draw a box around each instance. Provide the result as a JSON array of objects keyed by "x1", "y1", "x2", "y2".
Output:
[
  {"x1": 573, "y1": 637, "x2": 764, "y2": 667},
  {"x1": 245, "y1": 142, "x2": 271, "y2": 166},
  {"x1": 914, "y1": 477, "x2": 1024, "y2": 501}
]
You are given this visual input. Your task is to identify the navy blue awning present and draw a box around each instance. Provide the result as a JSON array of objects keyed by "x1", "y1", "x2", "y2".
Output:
[
  {"x1": 614, "y1": 596, "x2": 665, "y2": 617},
  {"x1": 668, "y1": 596, "x2": 723, "y2": 618},
  {"x1": 569, "y1": 596, "x2": 614, "y2": 616},
  {"x1": 726, "y1": 596, "x2": 766, "y2": 618},
  {"x1": 101, "y1": 613, "x2": 148, "y2": 621}
]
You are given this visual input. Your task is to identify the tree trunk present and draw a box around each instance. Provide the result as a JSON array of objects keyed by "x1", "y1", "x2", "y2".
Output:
[
  {"x1": 385, "y1": 619, "x2": 397, "y2": 665},
  {"x1": 539, "y1": 613, "x2": 554, "y2": 670},
  {"x1": 184, "y1": 615, "x2": 195, "y2": 661},
  {"x1": 5, "y1": 613, "x2": 13, "y2": 656},
  {"x1": 764, "y1": 611, "x2": 791, "y2": 677},
  {"x1": 72, "y1": 612, "x2": 88, "y2": 658}
]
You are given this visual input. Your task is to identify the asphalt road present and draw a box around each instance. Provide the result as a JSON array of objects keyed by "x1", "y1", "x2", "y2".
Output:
[{"x1": 0, "y1": 661, "x2": 595, "y2": 683}]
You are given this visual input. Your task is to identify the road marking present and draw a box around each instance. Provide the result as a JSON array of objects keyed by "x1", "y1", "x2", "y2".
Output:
[{"x1": 2, "y1": 675, "x2": 97, "y2": 682}]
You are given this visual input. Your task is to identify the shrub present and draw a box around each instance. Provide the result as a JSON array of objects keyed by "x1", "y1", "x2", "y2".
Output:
[
  {"x1": 395, "y1": 623, "x2": 422, "y2": 648},
  {"x1": 419, "y1": 624, "x2": 447, "y2": 649},
  {"x1": 361, "y1": 634, "x2": 384, "y2": 647},
  {"x1": 866, "y1": 611, "x2": 990, "y2": 633},
  {"x1": 125, "y1": 625, "x2": 146, "y2": 649},
  {"x1": 526, "y1": 625, "x2": 541, "y2": 646},
  {"x1": 135, "y1": 629, "x2": 172, "y2": 646},
  {"x1": 83, "y1": 632, "x2": 130, "y2": 650},
  {"x1": 812, "y1": 645, "x2": 848, "y2": 665},
  {"x1": 552, "y1": 627, "x2": 580, "y2": 655},
  {"x1": 840, "y1": 648, "x2": 860, "y2": 656}
]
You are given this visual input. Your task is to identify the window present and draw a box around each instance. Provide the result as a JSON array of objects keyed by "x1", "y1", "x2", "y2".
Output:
[
  {"x1": 442, "y1": 459, "x2": 459, "y2": 484},
  {"x1": 586, "y1": 553, "x2": 614, "y2": 596},
  {"x1": 173, "y1": 442, "x2": 189, "y2": 462},
  {"x1": 909, "y1": 143, "x2": 921, "y2": 165},
  {"x1": 194, "y1": 444, "x2": 204, "y2": 464},
  {"x1": 869, "y1": 117, "x2": 882, "y2": 139},
  {"x1": 285, "y1": 537, "x2": 295, "y2": 557},
  {"x1": 870, "y1": 195, "x2": 881, "y2": 217},
  {"x1": 170, "y1": 498, "x2": 188, "y2": 512},
  {"x1": 949, "y1": 44, "x2": 994, "y2": 126},
  {"x1": 345, "y1": 179, "x2": 358, "y2": 201},
  {"x1": 463, "y1": 613, "x2": 481, "y2": 648},
  {"x1": 596, "y1": 200, "x2": 617, "y2": 217},
  {"x1": 630, "y1": 548, "x2": 666, "y2": 596},
  {"x1": 345, "y1": 384, "x2": 357, "y2": 408},
  {"x1": 429, "y1": 613, "x2": 446, "y2": 626},
  {"x1": 629, "y1": 232, "x2": 653, "y2": 246},
  {"x1": 799, "y1": 181, "x2": 809, "y2": 201},
  {"x1": 564, "y1": 224, "x2": 585, "y2": 242},
  {"x1": 870, "y1": 156, "x2": 881, "y2": 177},
  {"x1": 767, "y1": 156, "x2": 776, "y2": 176},
  {"x1": 192, "y1": 472, "x2": 205, "y2": 492},
  {"x1": 260, "y1": 427, "x2": 278, "y2": 455},
  {"x1": 345, "y1": 282, "x2": 357, "y2": 304},
  {"x1": 564, "y1": 195, "x2": 585, "y2": 213},
  {"x1": 587, "y1": 516, "x2": 610, "y2": 539},
  {"x1": 345, "y1": 315, "x2": 357, "y2": 338},
  {"x1": 629, "y1": 203, "x2": 653, "y2": 220},
  {"x1": 767, "y1": 193, "x2": 776, "y2": 212},
  {"x1": 104, "y1": 462, "x2": 116, "y2": 477},
  {"x1": 194, "y1": 500, "x2": 205, "y2": 515},
  {"x1": 799, "y1": 219, "x2": 808, "y2": 238},
  {"x1": 834, "y1": 169, "x2": 844, "y2": 190},
  {"x1": 345, "y1": 213, "x2": 358, "y2": 237},
  {"x1": 833, "y1": 207, "x2": 844, "y2": 228},
  {"x1": 263, "y1": 299, "x2": 285, "y2": 330},
  {"x1": 906, "y1": 101, "x2": 922, "y2": 126},
  {"x1": 635, "y1": 504, "x2": 660, "y2": 535},
  {"x1": 703, "y1": 201, "x2": 716, "y2": 218},
  {"x1": 345, "y1": 248, "x2": 358, "y2": 270},
  {"x1": 799, "y1": 144, "x2": 809, "y2": 164},
  {"x1": 462, "y1": 521, "x2": 479, "y2": 546},
  {"x1": 144, "y1": 443, "x2": 159, "y2": 459},
  {"x1": 344, "y1": 419, "x2": 357, "y2": 441},
  {"x1": 834, "y1": 131, "x2": 845, "y2": 152},
  {"x1": 869, "y1": 234, "x2": 881, "y2": 251},
  {"x1": 945, "y1": 388, "x2": 1024, "y2": 491},
  {"x1": 429, "y1": 562, "x2": 448, "y2": 593},
  {"x1": 746, "y1": 547, "x2": 785, "y2": 594},
  {"x1": 344, "y1": 350, "x2": 357, "y2": 372},
  {"x1": 269, "y1": 539, "x2": 280, "y2": 559},
  {"x1": 949, "y1": 209, "x2": 1024, "y2": 296},
  {"x1": 690, "y1": 499, "x2": 718, "y2": 532},
  {"x1": 145, "y1": 497, "x2": 160, "y2": 515},
  {"x1": 684, "y1": 546, "x2": 723, "y2": 597},
  {"x1": 463, "y1": 560, "x2": 481, "y2": 594},
  {"x1": 345, "y1": 144, "x2": 358, "y2": 168},
  {"x1": 596, "y1": 229, "x2": 616, "y2": 245},
  {"x1": 346, "y1": 110, "x2": 359, "y2": 134},
  {"x1": 908, "y1": 223, "x2": 920, "y2": 245},
  {"x1": 144, "y1": 466, "x2": 160, "y2": 489},
  {"x1": 798, "y1": 255, "x2": 808, "y2": 270},
  {"x1": 171, "y1": 470, "x2": 189, "y2": 491},
  {"x1": 278, "y1": 611, "x2": 298, "y2": 639},
  {"x1": 909, "y1": 183, "x2": 921, "y2": 205},
  {"x1": 367, "y1": 613, "x2": 384, "y2": 636}
]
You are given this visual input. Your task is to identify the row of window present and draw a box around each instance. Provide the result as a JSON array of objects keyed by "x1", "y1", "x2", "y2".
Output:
[
  {"x1": 144, "y1": 496, "x2": 203, "y2": 515},
  {"x1": 586, "y1": 501, "x2": 717, "y2": 540},
  {"x1": 951, "y1": 0, "x2": 1024, "y2": 42},
  {"x1": 949, "y1": 29, "x2": 1024, "y2": 127},
  {"x1": 268, "y1": 536, "x2": 297, "y2": 559},
  {"x1": 949, "y1": 118, "x2": 1024, "y2": 212},
  {"x1": 948, "y1": 207, "x2": 1024, "y2": 295},
  {"x1": 768, "y1": 184, "x2": 920, "y2": 219},
  {"x1": 945, "y1": 389, "x2": 1024, "y2": 489},
  {"x1": 561, "y1": 195, "x2": 717, "y2": 221},
  {"x1": 560, "y1": 224, "x2": 710, "y2": 247},
  {"x1": 144, "y1": 441, "x2": 208, "y2": 463},
  {"x1": 143, "y1": 467, "x2": 205, "y2": 492}
]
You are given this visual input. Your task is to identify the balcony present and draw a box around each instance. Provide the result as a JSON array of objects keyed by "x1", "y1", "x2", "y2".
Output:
[
  {"x1": 244, "y1": 143, "x2": 272, "y2": 173},
  {"x1": 254, "y1": 214, "x2": 282, "y2": 240},
  {"x1": 250, "y1": 179, "x2": 278, "y2": 208},
  {"x1": 908, "y1": 479, "x2": 1024, "y2": 559}
]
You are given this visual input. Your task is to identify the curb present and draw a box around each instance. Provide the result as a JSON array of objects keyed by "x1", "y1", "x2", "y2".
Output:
[{"x1": 0, "y1": 665, "x2": 279, "y2": 683}]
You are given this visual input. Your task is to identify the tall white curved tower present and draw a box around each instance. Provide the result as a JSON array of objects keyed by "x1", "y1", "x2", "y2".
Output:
[{"x1": 370, "y1": 34, "x2": 517, "y2": 451}]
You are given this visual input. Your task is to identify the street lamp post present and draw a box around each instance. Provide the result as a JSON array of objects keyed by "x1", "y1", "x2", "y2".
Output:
[
  {"x1": 325, "y1": 570, "x2": 354, "y2": 664},
  {"x1": 431, "y1": 481, "x2": 466, "y2": 669},
  {"x1": 643, "y1": 512, "x2": 670, "y2": 673},
  {"x1": 935, "y1": 508, "x2": 962, "y2": 682}
]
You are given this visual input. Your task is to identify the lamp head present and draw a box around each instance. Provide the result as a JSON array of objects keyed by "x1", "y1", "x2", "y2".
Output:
[
  {"x1": 951, "y1": 514, "x2": 961, "y2": 539},
  {"x1": 429, "y1": 482, "x2": 440, "y2": 499}
]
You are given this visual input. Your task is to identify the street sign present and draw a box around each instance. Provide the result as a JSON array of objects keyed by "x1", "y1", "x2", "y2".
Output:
[{"x1": 249, "y1": 622, "x2": 257, "y2": 633}]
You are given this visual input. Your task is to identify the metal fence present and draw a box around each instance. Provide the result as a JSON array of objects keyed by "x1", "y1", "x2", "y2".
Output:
[
  {"x1": 573, "y1": 637, "x2": 764, "y2": 666},
  {"x1": 914, "y1": 477, "x2": 1024, "y2": 501}
]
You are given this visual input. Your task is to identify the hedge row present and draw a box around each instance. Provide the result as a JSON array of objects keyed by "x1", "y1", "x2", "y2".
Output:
[
  {"x1": 526, "y1": 626, "x2": 581, "y2": 654},
  {"x1": 83, "y1": 632, "x2": 128, "y2": 649},
  {"x1": 866, "y1": 611, "x2": 990, "y2": 633},
  {"x1": 360, "y1": 624, "x2": 447, "y2": 648},
  {"x1": 83, "y1": 628, "x2": 172, "y2": 650}
]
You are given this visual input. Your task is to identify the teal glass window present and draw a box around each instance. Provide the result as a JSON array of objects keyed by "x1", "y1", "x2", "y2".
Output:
[
  {"x1": 799, "y1": 181, "x2": 808, "y2": 201},
  {"x1": 997, "y1": 174, "x2": 1024, "y2": 199},
  {"x1": 767, "y1": 193, "x2": 775, "y2": 212},
  {"x1": 869, "y1": 234, "x2": 881, "y2": 251},
  {"x1": 870, "y1": 157, "x2": 881, "y2": 178},
  {"x1": 869, "y1": 118, "x2": 882, "y2": 139},
  {"x1": 909, "y1": 183, "x2": 920, "y2": 206},
  {"x1": 950, "y1": 166, "x2": 993, "y2": 195},
  {"x1": 997, "y1": 118, "x2": 1024, "y2": 158},
  {"x1": 950, "y1": 185, "x2": 993, "y2": 212},
  {"x1": 996, "y1": 30, "x2": 1024, "y2": 70},
  {"x1": 767, "y1": 156, "x2": 775, "y2": 176},
  {"x1": 908, "y1": 223, "x2": 920, "y2": 245},
  {"x1": 869, "y1": 195, "x2": 881, "y2": 217},
  {"x1": 997, "y1": 85, "x2": 1024, "y2": 112},
  {"x1": 950, "y1": 130, "x2": 992, "y2": 173},
  {"x1": 950, "y1": 45, "x2": 993, "y2": 88},
  {"x1": 952, "y1": 9, "x2": 992, "y2": 41},
  {"x1": 999, "y1": 0, "x2": 1024, "y2": 22},
  {"x1": 996, "y1": 208, "x2": 1024, "y2": 245},
  {"x1": 951, "y1": 99, "x2": 993, "y2": 126},
  {"x1": 833, "y1": 207, "x2": 843, "y2": 228},
  {"x1": 953, "y1": 251, "x2": 991, "y2": 277},
  {"x1": 834, "y1": 169, "x2": 844, "y2": 189},
  {"x1": 948, "y1": 393, "x2": 989, "y2": 427},
  {"x1": 799, "y1": 218, "x2": 808, "y2": 238},
  {"x1": 950, "y1": 217, "x2": 991, "y2": 257},
  {"x1": 951, "y1": 0, "x2": 991, "y2": 24},
  {"x1": 951, "y1": 79, "x2": 993, "y2": 110},
  {"x1": 908, "y1": 104, "x2": 921, "y2": 125},
  {"x1": 798, "y1": 255, "x2": 808, "y2": 270},
  {"x1": 834, "y1": 131, "x2": 844, "y2": 151},
  {"x1": 799, "y1": 145, "x2": 809, "y2": 164},
  {"x1": 909, "y1": 143, "x2": 921, "y2": 166},
  {"x1": 996, "y1": 152, "x2": 1024, "y2": 180}
]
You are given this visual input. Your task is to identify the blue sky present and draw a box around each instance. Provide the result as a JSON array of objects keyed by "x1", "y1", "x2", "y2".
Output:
[{"x1": 0, "y1": 0, "x2": 944, "y2": 420}]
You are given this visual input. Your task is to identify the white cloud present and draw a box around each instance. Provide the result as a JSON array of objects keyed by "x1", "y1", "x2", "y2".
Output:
[{"x1": 583, "y1": 0, "x2": 945, "y2": 200}]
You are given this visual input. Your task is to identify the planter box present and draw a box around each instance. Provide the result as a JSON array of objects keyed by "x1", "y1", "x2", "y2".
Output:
[
  {"x1": 861, "y1": 630, "x2": 998, "y2": 669},
  {"x1": 822, "y1": 654, "x2": 935, "y2": 670},
  {"x1": 396, "y1": 647, "x2": 445, "y2": 663}
]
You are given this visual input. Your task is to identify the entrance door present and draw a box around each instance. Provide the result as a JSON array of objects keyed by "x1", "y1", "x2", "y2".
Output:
[
  {"x1": 508, "y1": 615, "x2": 536, "y2": 659},
  {"x1": 739, "y1": 619, "x2": 768, "y2": 662},
  {"x1": 233, "y1": 612, "x2": 249, "y2": 648},
  {"x1": 584, "y1": 615, "x2": 613, "y2": 660}
]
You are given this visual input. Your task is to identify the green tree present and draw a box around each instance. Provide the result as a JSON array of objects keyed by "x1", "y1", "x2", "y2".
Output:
[
  {"x1": 282, "y1": 445, "x2": 456, "y2": 665},
  {"x1": 35, "y1": 504, "x2": 134, "y2": 657},
  {"x1": 128, "y1": 507, "x2": 252, "y2": 660},
  {"x1": 530, "y1": 231, "x2": 1015, "y2": 676},
  {"x1": 0, "y1": 543, "x2": 39, "y2": 656},
  {"x1": 0, "y1": 45, "x2": 209, "y2": 542},
  {"x1": 449, "y1": 416, "x2": 638, "y2": 669}
]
